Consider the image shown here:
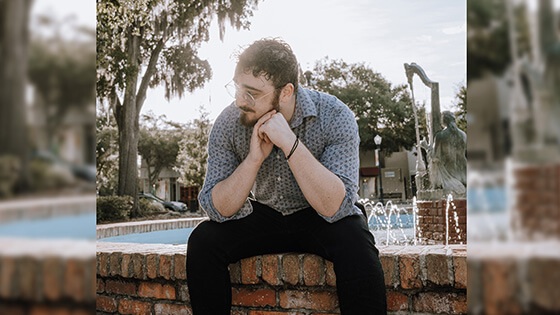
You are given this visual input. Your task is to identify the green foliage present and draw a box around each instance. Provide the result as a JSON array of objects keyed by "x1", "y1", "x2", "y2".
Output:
[
  {"x1": 174, "y1": 106, "x2": 211, "y2": 188},
  {"x1": 307, "y1": 58, "x2": 423, "y2": 154},
  {"x1": 138, "y1": 111, "x2": 183, "y2": 190},
  {"x1": 452, "y1": 84, "x2": 467, "y2": 132},
  {"x1": 28, "y1": 15, "x2": 95, "y2": 144},
  {"x1": 96, "y1": 102, "x2": 119, "y2": 195},
  {"x1": 96, "y1": 0, "x2": 260, "y2": 199},
  {"x1": 96, "y1": 195, "x2": 133, "y2": 223},
  {"x1": 138, "y1": 198, "x2": 165, "y2": 216},
  {"x1": 468, "y1": 0, "x2": 531, "y2": 81}
]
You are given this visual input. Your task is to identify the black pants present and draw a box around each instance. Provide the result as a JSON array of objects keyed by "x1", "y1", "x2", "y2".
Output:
[{"x1": 186, "y1": 201, "x2": 387, "y2": 314}]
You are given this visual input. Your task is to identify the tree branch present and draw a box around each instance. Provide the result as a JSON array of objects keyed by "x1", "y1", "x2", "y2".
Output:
[{"x1": 136, "y1": 38, "x2": 165, "y2": 115}]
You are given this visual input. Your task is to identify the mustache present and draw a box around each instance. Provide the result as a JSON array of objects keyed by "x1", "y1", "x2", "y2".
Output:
[{"x1": 238, "y1": 106, "x2": 255, "y2": 113}]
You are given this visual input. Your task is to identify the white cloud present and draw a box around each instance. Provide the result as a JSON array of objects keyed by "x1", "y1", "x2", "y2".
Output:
[{"x1": 442, "y1": 23, "x2": 466, "y2": 35}]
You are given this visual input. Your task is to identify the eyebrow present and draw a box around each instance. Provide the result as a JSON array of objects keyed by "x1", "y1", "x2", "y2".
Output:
[{"x1": 233, "y1": 79, "x2": 265, "y2": 93}]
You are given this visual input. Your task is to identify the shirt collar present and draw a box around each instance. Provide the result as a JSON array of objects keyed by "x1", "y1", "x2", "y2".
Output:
[{"x1": 289, "y1": 86, "x2": 318, "y2": 128}]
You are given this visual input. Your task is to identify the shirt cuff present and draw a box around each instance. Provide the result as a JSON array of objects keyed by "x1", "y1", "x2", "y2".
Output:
[
  {"x1": 199, "y1": 190, "x2": 253, "y2": 223},
  {"x1": 317, "y1": 193, "x2": 361, "y2": 223}
]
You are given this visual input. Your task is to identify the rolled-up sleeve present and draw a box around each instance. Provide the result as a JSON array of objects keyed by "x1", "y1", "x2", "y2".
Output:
[
  {"x1": 198, "y1": 110, "x2": 253, "y2": 222},
  {"x1": 317, "y1": 105, "x2": 361, "y2": 223}
]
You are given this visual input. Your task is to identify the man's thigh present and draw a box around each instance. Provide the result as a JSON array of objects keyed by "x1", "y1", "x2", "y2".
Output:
[{"x1": 188, "y1": 202, "x2": 298, "y2": 263}]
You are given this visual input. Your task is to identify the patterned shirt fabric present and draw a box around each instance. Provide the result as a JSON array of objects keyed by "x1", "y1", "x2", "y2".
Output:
[{"x1": 198, "y1": 86, "x2": 362, "y2": 223}]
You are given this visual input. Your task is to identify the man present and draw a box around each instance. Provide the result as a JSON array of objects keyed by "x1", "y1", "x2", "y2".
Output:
[{"x1": 186, "y1": 38, "x2": 386, "y2": 314}]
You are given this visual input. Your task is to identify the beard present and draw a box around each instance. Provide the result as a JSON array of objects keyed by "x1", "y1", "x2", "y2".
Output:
[{"x1": 239, "y1": 91, "x2": 281, "y2": 127}]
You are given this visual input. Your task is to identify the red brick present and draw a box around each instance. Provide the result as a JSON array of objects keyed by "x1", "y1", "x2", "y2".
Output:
[
  {"x1": 282, "y1": 254, "x2": 300, "y2": 285},
  {"x1": 527, "y1": 257, "x2": 560, "y2": 311},
  {"x1": 42, "y1": 257, "x2": 62, "y2": 300},
  {"x1": 105, "y1": 279, "x2": 136, "y2": 295},
  {"x1": 97, "y1": 295, "x2": 118, "y2": 313},
  {"x1": 64, "y1": 258, "x2": 87, "y2": 302},
  {"x1": 482, "y1": 259, "x2": 522, "y2": 315},
  {"x1": 413, "y1": 292, "x2": 465, "y2": 314},
  {"x1": 398, "y1": 254, "x2": 422, "y2": 289},
  {"x1": 121, "y1": 253, "x2": 133, "y2": 278},
  {"x1": 118, "y1": 298, "x2": 152, "y2": 315},
  {"x1": 174, "y1": 254, "x2": 186, "y2": 280},
  {"x1": 138, "y1": 282, "x2": 176, "y2": 299},
  {"x1": 18, "y1": 257, "x2": 37, "y2": 300},
  {"x1": 453, "y1": 255, "x2": 467, "y2": 288},
  {"x1": 109, "y1": 252, "x2": 122, "y2": 276},
  {"x1": 29, "y1": 306, "x2": 71, "y2": 315},
  {"x1": 325, "y1": 260, "x2": 336, "y2": 287},
  {"x1": 132, "y1": 253, "x2": 146, "y2": 279},
  {"x1": 229, "y1": 262, "x2": 242, "y2": 284},
  {"x1": 241, "y1": 256, "x2": 260, "y2": 284},
  {"x1": 96, "y1": 278, "x2": 105, "y2": 293},
  {"x1": 232, "y1": 287, "x2": 276, "y2": 307},
  {"x1": 386, "y1": 290, "x2": 408, "y2": 311},
  {"x1": 380, "y1": 255, "x2": 396, "y2": 287},
  {"x1": 303, "y1": 255, "x2": 324, "y2": 286},
  {"x1": 262, "y1": 255, "x2": 281, "y2": 286},
  {"x1": 97, "y1": 252, "x2": 109, "y2": 277},
  {"x1": 249, "y1": 311, "x2": 304, "y2": 315},
  {"x1": 425, "y1": 251, "x2": 450, "y2": 286},
  {"x1": 154, "y1": 303, "x2": 192, "y2": 315},
  {"x1": 146, "y1": 254, "x2": 158, "y2": 279},
  {"x1": 0, "y1": 256, "x2": 16, "y2": 298},
  {"x1": 178, "y1": 284, "x2": 190, "y2": 302},
  {"x1": 159, "y1": 254, "x2": 173, "y2": 280},
  {"x1": 0, "y1": 305, "x2": 25, "y2": 315},
  {"x1": 279, "y1": 290, "x2": 338, "y2": 311}
]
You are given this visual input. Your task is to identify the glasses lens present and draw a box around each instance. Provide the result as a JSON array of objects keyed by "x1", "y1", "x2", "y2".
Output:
[{"x1": 225, "y1": 82, "x2": 237, "y2": 99}]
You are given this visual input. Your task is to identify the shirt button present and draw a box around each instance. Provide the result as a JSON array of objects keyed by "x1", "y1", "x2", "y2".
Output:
[
  {"x1": 279, "y1": 195, "x2": 284, "y2": 200},
  {"x1": 276, "y1": 154, "x2": 280, "y2": 159},
  {"x1": 277, "y1": 176, "x2": 281, "y2": 181}
]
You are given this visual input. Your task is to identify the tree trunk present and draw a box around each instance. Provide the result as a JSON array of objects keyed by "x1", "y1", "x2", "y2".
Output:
[
  {"x1": 118, "y1": 30, "x2": 141, "y2": 215},
  {"x1": 0, "y1": 0, "x2": 32, "y2": 192}
]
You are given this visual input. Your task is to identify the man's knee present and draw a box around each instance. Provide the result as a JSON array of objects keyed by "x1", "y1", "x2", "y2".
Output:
[{"x1": 187, "y1": 221, "x2": 220, "y2": 254}]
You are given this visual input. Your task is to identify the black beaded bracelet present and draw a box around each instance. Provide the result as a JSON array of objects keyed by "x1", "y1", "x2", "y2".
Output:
[{"x1": 286, "y1": 136, "x2": 299, "y2": 160}]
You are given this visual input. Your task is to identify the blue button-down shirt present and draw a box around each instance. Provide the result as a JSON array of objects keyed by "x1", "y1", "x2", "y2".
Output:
[{"x1": 198, "y1": 86, "x2": 362, "y2": 223}]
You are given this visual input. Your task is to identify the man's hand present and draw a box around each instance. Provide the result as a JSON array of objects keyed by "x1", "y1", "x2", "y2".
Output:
[
  {"x1": 248, "y1": 110, "x2": 277, "y2": 165},
  {"x1": 258, "y1": 112, "x2": 297, "y2": 156}
]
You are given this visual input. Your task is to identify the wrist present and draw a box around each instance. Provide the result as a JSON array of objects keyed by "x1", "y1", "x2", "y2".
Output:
[{"x1": 281, "y1": 134, "x2": 298, "y2": 156}]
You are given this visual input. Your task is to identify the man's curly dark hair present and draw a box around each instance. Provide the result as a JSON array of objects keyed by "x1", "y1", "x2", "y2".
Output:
[{"x1": 235, "y1": 38, "x2": 299, "y2": 93}]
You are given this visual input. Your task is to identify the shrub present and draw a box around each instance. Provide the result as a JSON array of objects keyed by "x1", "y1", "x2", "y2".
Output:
[
  {"x1": 138, "y1": 198, "x2": 165, "y2": 216},
  {"x1": 96, "y1": 195, "x2": 132, "y2": 223}
]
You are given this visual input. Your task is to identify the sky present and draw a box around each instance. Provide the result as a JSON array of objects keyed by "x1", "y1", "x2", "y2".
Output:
[
  {"x1": 32, "y1": 0, "x2": 466, "y2": 124},
  {"x1": 144, "y1": 0, "x2": 466, "y2": 123}
]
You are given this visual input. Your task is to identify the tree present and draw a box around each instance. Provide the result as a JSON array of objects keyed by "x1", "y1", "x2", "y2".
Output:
[
  {"x1": 307, "y1": 58, "x2": 423, "y2": 155},
  {"x1": 138, "y1": 112, "x2": 182, "y2": 194},
  {"x1": 452, "y1": 84, "x2": 467, "y2": 132},
  {"x1": 174, "y1": 106, "x2": 211, "y2": 189},
  {"x1": 96, "y1": 0, "x2": 260, "y2": 215},
  {"x1": 467, "y1": 0, "x2": 531, "y2": 81},
  {"x1": 0, "y1": 0, "x2": 33, "y2": 193},
  {"x1": 28, "y1": 15, "x2": 96, "y2": 152},
  {"x1": 96, "y1": 101, "x2": 119, "y2": 195}
]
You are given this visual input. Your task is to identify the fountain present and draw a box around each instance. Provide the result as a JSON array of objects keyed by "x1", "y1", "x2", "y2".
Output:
[{"x1": 403, "y1": 62, "x2": 468, "y2": 245}]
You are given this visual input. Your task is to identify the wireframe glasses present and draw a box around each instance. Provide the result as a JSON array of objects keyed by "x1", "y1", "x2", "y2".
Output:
[{"x1": 225, "y1": 81, "x2": 276, "y2": 107}]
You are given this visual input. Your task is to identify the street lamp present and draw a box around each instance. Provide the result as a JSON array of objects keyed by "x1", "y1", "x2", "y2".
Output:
[{"x1": 374, "y1": 134, "x2": 384, "y2": 205}]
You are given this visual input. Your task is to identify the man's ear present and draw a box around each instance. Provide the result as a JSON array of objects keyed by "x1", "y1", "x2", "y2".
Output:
[{"x1": 280, "y1": 83, "x2": 295, "y2": 101}]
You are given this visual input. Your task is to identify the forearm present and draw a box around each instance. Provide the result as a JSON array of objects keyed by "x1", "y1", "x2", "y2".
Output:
[
  {"x1": 211, "y1": 157, "x2": 261, "y2": 218},
  {"x1": 285, "y1": 141, "x2": 346, "y2": 217}
]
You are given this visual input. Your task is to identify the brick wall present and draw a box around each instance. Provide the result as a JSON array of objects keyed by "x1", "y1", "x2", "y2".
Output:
[
  {"x1": 468, "y1": 242, "x2": 560, "y2": 314},
  {"x1": 416, "y1": 198, "x2": 467, "y2": 245},
  {"x1": 97, "y1": 217, "x2": 206, "y2": 239},
  {"x1": 513, "y1": 163, "x2": 560, "y2": 240},
  {"x1": 0, "y1": 238, "x2": 96, "y2": 314},
  {"x1": 96, "y1": 242, "x2": 466, "y2": 314}
]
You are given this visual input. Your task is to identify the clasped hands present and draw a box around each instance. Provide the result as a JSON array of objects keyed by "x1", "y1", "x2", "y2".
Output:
[{"x1": 249, "y1": 110, "x2": 297, "y2": 164}]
